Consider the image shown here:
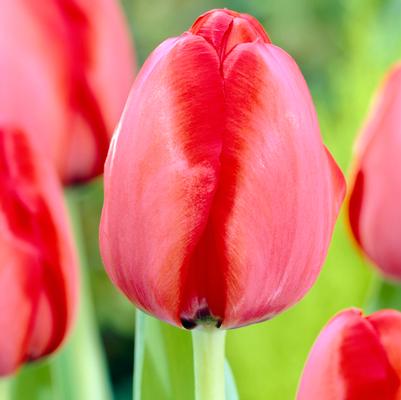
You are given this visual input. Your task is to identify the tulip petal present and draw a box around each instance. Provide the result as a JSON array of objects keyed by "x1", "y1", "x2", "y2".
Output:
[
  {"x1": 297, "y1": 309, "x2": 399, "y2": 400},
  {"x1": 100, "y1": 34, "x2": 225, "y2": 326},
  {"x1": 211, "y1": 43, "x2": 345, "y2": 327}
]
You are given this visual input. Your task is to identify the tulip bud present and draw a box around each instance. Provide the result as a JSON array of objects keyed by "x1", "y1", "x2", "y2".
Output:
[
  {"x1": 0, "y1": 0, "x2": 135, "y2": 185},
  {"x1": 297, "y1": 308, "x2": 401, "y2": 400},
  {"x1": 348, "y1": 64, "x2": 401, "y2": 280},
  {"x1": 99, "y1": 9, "x2": 345, "y2": 329},
  {"x1": 0, "y1": 127, "x2": 77, "y2": 376}
]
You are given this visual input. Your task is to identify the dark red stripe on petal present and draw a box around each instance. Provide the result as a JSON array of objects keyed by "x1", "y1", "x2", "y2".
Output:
[
  {"x1": 348, "y1": 169, "x2": 365, "y2": 246},
  {"x1": 157, "y1": 37, "x2": 227, "y2": 326}
]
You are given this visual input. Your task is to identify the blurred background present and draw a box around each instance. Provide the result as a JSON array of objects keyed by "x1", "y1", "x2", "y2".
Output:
[{"x1": 11, "y1": 0, "x2": 401, "y2": 399}]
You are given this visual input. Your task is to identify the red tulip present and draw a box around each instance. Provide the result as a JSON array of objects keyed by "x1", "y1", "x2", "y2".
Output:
[
  {"x1": 297, "y1": 308, "x2": 401, "y2": 400},
  {"x1": 0, "y1": 0, "x2": 135, "y2": 185},
  {"x1": 99, "y1": 9, "x2": 345, "y2": 329},
  {"x1": 0, "y1": 127, "x2": 77, "y2": 376},
  {"x1": 348, "y1": 64, "x2": 401, "y2": 280}
]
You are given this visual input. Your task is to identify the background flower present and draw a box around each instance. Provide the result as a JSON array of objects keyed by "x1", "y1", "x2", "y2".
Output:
[
  {"x1": 297, "y1": 308, "x2": 401, "y2": 400},
  {"x1": 0, "y1": 0, "x2": 135, "y2": 184},
  {"x1": 0, "y1": 127, "x2": 77, "y2": 376},
  {"x1": 348, "y1": 64, "x2": 401, "y2": 281}
]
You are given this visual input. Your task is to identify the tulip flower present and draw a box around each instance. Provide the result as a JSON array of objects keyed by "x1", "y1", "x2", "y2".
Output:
[
  {"x1": 0, "y1": 0, "x2": 135, "y2": 185},
  {"x1": 297, "y1": 308, "x2": 401, "y2": 400},
  {"x1": 348, "y1": 64, "x2": 401, "y2": 281},
  {"x1": 100, "y1": 8, "x2": 345, "y2": 330},
  {"x1": 0, "y1": 127, "x2": 77, "y2": 376},
  {"x1": 100, "y1": 9, "x2": 345, "y2": 398}
]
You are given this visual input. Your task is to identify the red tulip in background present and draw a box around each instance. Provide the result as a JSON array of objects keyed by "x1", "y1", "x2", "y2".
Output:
[
  {"x1": 0, "y1": 0, "x2": 135, "y2": 185},
  {"x1": 0, "y1": 127, "x2": 77, "y2": 376},
  {"x1": 297, "y1": 308, "x2": 401, "y2": 400},
  {"x1": 100, "y1": 9, "x2": 345, "y2": 329},
  {"x1": 348, "y1": 64, "x2": 401, "y2": 281}
]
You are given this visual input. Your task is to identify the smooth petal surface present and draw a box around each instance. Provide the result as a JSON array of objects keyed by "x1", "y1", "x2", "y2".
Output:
[
  {"x1": 297, "y1": 309, "x2": 401, "y2": 400},
  {"x1": 100, "y1": 9, "x2": 345, "y2": 329},
  {"x1": 348, "y1": 64, "x2": 401, "y2": 280},
  {"x1": 0, "y1": 127, "x2": 77, "y2": 375},
  {"x1": 0, "y1": 0, "x2": 135, "y2": 184}
]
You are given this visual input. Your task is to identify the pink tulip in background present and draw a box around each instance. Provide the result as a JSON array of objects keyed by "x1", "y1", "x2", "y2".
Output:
[
  {"x1": 348, "y1": 64, "x2": 401, "y2": 281},
  {"x1": 0, "y1": 127, "x2": 77, "y2": 376},
  {"x1": 0, "y1": 0, "x2": 135, "y2": 185},
  {"x1": 298, "y1": 308, "x2": 401, "y2": 400},
  {"x1": 100, "y1": 9, "x2": 346, "y2": 330}
]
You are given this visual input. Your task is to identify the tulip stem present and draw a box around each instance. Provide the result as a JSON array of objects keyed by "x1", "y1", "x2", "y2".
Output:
[{"x1": 192, "y1": 327, "x2": 226, "y2": 400}]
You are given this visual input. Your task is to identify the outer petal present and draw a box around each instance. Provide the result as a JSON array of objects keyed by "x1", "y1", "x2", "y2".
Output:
[
  {"x1": 215, "y1": 43, "x2": 345, "y2": 327},
  {"x1": 100, "y1": 35, "x2": 225, "y2": 327},
  {"x1": 348, "y1": 64, "x2": 401, "y2": 279},
  {"x1": 297, "y1": 309, "x2": 399, "y2": 400},
  {"x1": 0, "y1": 128, "x2": 77, "y2": 374}
]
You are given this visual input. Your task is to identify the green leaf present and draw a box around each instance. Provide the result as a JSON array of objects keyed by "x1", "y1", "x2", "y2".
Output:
[
  {"x1": 10, "y1": 361, "x2": 54, "y2": 400},
  {"x1": 135, "y1": 313, "x2": 193, "y2": 400}
]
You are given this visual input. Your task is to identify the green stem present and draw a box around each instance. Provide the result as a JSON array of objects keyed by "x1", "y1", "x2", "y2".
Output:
[
  {"x1": 50, "y1": 189, "x2": 113, "y2": 400},
  {"x1": 192, "y1": 327, "x2": 226, "y2": 400},
  {"x1": 133, "y1": 309, "x2": 146, "y2": 400}
]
